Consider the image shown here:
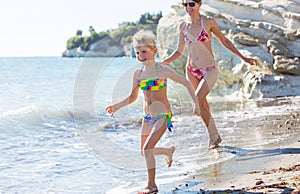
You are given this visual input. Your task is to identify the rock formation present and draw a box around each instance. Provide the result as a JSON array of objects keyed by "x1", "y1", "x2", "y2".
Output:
[
  {"x1": 62, "y1": 36, "x2": 124, "y2": 58},
  {"x1": 157, "y1": 0, "x2": 300, "y2": 98}
]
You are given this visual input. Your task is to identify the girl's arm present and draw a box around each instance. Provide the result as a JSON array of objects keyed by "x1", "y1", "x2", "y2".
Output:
[
  {"x1": 164, "y1": 66, "x2": 200, "y2": 116},
  {"x1": 210, "y1": 18, "x2": 258, "y2": 66},
  {"x1": 106, "y1": 70, "x2": 140, "y2": 116},
  {"x1": 160, "y1": 22, "x2": 187, "y2": 65}
]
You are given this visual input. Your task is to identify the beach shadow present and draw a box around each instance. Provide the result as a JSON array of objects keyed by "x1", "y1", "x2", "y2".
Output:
[
  {"x1": 219, "y1": 146, "x2": 300, "y2": 161},
  {"x1": 191, "y1": 185, "x2": 296, "y2": 194},
  {"x1": 169, "y1": 188, "x2": 275, "y2": 193},
  {"x1": 169, "y1": 183, "x2": 296, "y2": 194},
  {"x1": 169, "y1": 181, "x2": 272, "y2": 194}
]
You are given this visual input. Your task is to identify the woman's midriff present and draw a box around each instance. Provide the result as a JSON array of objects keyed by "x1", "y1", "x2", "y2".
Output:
[{"x1": 188, "y1": 43, "x2": 215, "y2": 68}]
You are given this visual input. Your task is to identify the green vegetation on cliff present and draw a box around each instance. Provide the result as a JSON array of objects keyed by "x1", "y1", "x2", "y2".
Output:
[{"x1": 65, "y1": 12, "x2": 163, "y2": 54}]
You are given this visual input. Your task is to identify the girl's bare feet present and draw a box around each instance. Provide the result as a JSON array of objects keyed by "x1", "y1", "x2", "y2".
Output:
[
  {"x1": 166, "y1": 146, "x2": 175, "y2": 167},
  {"x1": 137, "y1": 185, "x2": 158, "y2": 194}
]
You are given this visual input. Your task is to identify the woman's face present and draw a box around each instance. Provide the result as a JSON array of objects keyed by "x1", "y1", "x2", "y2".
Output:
[{"x1": 182, "y1": 0, "x2": 201, "y2": 15}]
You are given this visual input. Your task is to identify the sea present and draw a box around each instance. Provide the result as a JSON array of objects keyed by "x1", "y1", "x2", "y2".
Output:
[{"x1": 1, "y1": 56, "x2": 299, "y2": 193}]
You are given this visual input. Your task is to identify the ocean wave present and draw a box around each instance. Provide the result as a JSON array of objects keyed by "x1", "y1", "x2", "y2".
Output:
[
  {"x1": 0, "y1": 105, "x2": 44, "y2": 125},
  {"x1": 0, "y1": 105, "x2": 102, "y2": 127}
]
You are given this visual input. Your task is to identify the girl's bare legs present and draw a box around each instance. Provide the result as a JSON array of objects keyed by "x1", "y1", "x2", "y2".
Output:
[
  {"x1": 153, "y1": 146, "x2": 175, "y2": 167},
  {"x1": 187, "y1": 69, "x2": 222, "y2": 149},
  {"x1": 138, "y1": 118, "x2": 175, "y2": 193}
]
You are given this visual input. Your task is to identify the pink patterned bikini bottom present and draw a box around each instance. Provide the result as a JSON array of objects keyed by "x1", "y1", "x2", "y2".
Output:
[{"x1": 187, "y1": 63, "x2": 218, "y2": 80}]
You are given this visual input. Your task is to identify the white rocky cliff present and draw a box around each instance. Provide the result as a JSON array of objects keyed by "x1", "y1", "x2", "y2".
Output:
[{"x1": 157, "y1": 0, "x2": 300, "y2": 98}]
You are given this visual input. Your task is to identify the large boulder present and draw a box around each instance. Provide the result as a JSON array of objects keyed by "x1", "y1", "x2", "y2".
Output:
[{"x1": 157, "y1": 0, "x2": 300, "y2": 98}]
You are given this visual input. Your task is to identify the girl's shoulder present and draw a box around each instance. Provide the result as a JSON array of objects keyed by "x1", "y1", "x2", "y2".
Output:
[
  {"x1": 156, "y1": 63, "x2": 174, "y2": 77},
  {"x1": 157, "y1": 63, "x2": 169, "y2": 71},
  {"x1": 133, "y1": 67, "x2": 143, "y2": 78},
  {"x1": 134, "y1": 66, "x2": 142, "y2": 72}
]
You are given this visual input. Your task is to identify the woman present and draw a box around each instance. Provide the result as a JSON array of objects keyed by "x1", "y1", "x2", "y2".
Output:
[{"x1": 161, "y1": 0, "x2": 258, "y2": 149}]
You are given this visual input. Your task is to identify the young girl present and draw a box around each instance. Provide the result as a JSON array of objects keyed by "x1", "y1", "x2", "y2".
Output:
[
  {"x1": 106, "y1": 30, "x2": 200, "y2": 194},
  {"x1": 161, "y1": 0, "x2": 258, "y2": 149}
]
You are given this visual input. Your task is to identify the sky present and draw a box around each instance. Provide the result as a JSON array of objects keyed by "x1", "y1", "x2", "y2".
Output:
[{"x1": 0, "y1": 0, "x2": 178, "y2": 57}]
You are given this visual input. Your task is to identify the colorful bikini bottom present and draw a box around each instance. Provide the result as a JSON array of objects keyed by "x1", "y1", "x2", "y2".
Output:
[{"x1": 142, "y1": 112, "x2": 173, "y2": 132}]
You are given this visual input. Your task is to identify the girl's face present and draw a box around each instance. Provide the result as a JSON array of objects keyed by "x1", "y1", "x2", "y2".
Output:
[
  {"x1": 182, "y1": 0, "x2": 201, "y2": 15},
  {"x1": 134, "y1": 45, "x2": 157, "y2": 63}
]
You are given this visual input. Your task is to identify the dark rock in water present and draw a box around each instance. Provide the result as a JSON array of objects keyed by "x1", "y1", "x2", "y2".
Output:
[{"x1": 256, "y1": 180, "x2": 264, "y2": 185}]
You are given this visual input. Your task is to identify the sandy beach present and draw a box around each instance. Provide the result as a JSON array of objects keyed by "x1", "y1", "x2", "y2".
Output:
[
  {"x1": 189, "y1": 143, "x2": 300, "y2": 193},
  {"x1": 167, "y1": 97, "x2": 300, "y2": 194}
]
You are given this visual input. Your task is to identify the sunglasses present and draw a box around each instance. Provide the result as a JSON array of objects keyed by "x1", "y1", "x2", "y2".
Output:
[{"x1": 182, "y1": 1, "x2": 199, "y2": 7}]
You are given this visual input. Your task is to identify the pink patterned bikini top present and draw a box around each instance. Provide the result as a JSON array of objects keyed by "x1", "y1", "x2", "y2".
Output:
[{"x1": 184, "y1": 16, "x2": 211, "y2": 44}]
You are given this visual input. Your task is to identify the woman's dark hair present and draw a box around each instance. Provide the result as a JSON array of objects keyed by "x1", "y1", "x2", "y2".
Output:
[{"x1": 181, "y1": 0, "x2": 202, "y2": 2}]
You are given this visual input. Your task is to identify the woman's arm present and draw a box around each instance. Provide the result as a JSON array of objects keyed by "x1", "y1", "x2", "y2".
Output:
[
  {"x1": 106, "y1": 70, "x2": 140, "y2": 116},
  {"x1": 210, "y1": 18, "x2": 258, "y2": 66},
  {"x1": 160, "y1": 22, "x2": 187, "y2": 65}
]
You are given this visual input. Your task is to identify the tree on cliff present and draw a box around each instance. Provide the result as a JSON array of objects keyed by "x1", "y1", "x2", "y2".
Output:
[
  {"x1": 81, "y1": 26, "x2": 101, "y2": 51},
  {"x1": 139, "y1": 11, "x2": 162, "y2": 24}
]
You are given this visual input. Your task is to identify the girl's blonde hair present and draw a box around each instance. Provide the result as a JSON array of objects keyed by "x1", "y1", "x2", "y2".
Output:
[
  {"x1": 132, "y1": 30, "x2": 156, "y2": 50},
  {"x1": 181, "y1": 0, "x2": 201, "y2": 2}
]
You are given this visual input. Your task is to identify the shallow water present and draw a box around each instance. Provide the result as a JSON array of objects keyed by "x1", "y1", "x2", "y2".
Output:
[{"x1": 0, "y1": 57, "x2": 299, "y2": 193}]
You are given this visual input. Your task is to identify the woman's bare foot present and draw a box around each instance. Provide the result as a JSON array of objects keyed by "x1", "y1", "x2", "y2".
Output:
[
  {"x1": 137, "y1": 185, "x2": 158, "y2": 194},
  {"x1": 208, "y1": 135, "x2": 222, "y2": 150},
  {"x1": 166, "y1": 146, "x2": 175, "y2": 167}
]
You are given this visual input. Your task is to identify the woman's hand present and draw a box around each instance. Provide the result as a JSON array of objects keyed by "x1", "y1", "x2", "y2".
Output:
[{"x1": 243, "y1": 57, "x2": 258, "y2": 66}]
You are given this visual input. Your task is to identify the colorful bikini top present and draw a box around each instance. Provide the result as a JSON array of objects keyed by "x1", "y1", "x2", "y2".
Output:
[
  {"x1": 184, "y1": 16, "x2": 211, "y2": 44},
  {"x1": 138, "y1": 64, "x2": 167, "y2": 91}
]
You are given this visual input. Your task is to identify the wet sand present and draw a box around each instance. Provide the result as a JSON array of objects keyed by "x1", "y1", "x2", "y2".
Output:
[
  {"x1": 187, "y1": 143, "x2": 300, "y2": 193},
  {"x1": 168, "y1": 96, "x2": 300, "y2": 193}
]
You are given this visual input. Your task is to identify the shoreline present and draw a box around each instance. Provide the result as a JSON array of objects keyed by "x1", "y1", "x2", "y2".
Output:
[
  {"x1": 160, "y1": 97, "x2": 300, "y2": 194},
  {"x1": 166, "y1": 140, "x2": 300, "y2": 193},
  {"x1": 188, "y1": 142, "x2": 300, "y2": 193}
]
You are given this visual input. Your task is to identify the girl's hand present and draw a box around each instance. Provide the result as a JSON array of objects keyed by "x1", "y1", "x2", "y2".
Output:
[
  {"x1": 243, "y1": 57, "x2": 258, "y2": 66},
  {"x1": 105, "y1": 105, "x2": 116, "y2": 117}
]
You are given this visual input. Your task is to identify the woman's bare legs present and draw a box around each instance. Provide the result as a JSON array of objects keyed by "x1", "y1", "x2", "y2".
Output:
[
  {"x1": 138, "y1": 118, "x2": 175, "y2": 193},
  {"x1": 196, "y1": 82, "x2": 222, "y2": 149},
  {"x1": 187, "y1": 69, "x2": 222, "y2": 149}
]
